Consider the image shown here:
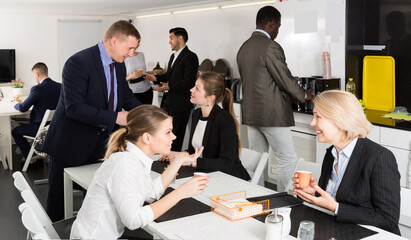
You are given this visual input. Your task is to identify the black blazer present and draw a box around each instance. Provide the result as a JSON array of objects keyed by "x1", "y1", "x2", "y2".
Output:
[
  {"x1": 43, "y1": 44, "x2": 141, "y2": 165},
  {"x1": 188, "y1": 105, "x2": 250, "y2": 181},
  {"x1": 161, "y1": 46, "x2": 198, "y2": 113},
  {"x1": 14, "y1": 78, "x2": 61, "y2": 124},
  {"x1": 318, "y1": 138, "x2": 401, "y2": 235}
]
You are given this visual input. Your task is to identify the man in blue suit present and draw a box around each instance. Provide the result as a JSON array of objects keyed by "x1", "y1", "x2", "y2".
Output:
[
  {"x1": 12, "y1": 62, "x2": 61, "y2": 164},
  {"x1": 42, "y1": 20, "x2": 142, "y2": 222}
]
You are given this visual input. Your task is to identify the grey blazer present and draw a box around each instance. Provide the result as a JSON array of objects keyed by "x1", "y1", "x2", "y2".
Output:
[{"x1": 237, "y1": 31, "x2": 305, "y2": 127}]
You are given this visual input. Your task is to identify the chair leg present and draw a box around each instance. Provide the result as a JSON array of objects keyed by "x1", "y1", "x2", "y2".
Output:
[
  {"x1": 22, "y1": 146, "x2": 35, "y2": 171},
  {"x1": 1, "y1": 151, "x2": 7, "y2": 169},
  {"x1": 34, "y1": 179, "x2": 48, "y2": 185}
]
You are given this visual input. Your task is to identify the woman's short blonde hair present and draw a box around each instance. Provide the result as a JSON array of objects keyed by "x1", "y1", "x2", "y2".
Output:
[{"x1": 313, "y1": 90, "x2": 372, "y2": 141}]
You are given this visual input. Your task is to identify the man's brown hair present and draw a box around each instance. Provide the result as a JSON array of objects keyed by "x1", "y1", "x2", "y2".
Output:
[
  {"x1": 104, "y1": 20, "x2": 140, "y2": 41},
  {"x1": 31, "y1": 62, "x2": 48, "y2": 76}
]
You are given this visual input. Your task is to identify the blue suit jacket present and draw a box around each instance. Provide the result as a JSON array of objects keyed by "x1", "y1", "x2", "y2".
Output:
[
  {"x1": 14, "y1": 78, "x2": 61, "y2": 124},
  {"x1": 42, "y1": 44, "x2": 141, "y2": 165}
]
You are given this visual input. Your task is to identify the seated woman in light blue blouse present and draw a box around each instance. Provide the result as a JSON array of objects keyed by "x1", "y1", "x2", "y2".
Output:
[{"x1": 70, "y1": 105, "x2": 208, "y2": 240}]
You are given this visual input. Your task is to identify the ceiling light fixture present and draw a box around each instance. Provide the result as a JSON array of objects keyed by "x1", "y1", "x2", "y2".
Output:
[
  {"x1": 221, "y1": 0, "x2": 275, "y2": 9},
  {"x1": 135, "y1": 1, "x2": 275, "y2": 19},
  {"x1": 136, "y1": 12, "x2": 171, "y2": 19},
  {"x1": 173, "y1": 6, "x2": 219, "y2": 15}
]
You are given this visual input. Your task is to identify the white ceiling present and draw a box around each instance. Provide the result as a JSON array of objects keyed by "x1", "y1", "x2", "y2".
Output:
[{"x1": 0, "y1": 0, "x2": 251, "y2": 16}]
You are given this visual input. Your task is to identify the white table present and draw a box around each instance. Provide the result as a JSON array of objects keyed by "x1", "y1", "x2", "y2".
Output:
[
  {"x1": 63, "y1": 165, "x2": 405, "y2": 240},
  {"x1": 63, "y1": 163, "x2": 160, "y2": 219},
  {"x1": 0, "y1": 88, "x2": 29, "y2": 170}
]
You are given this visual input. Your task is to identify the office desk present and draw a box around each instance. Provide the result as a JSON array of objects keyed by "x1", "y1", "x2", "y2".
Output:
[
  {"x1": 63, "y1": 162, "x2": 160, "y2": 218},
  {"x1": 0, "y1": 98, "x2": 29, "y2": 170}
]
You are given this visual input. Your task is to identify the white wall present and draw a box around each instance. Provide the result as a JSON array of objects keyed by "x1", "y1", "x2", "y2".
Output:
[
  {"x1": 0, "y1": 0, "x2": 346, "y2": 94},
  {"x1": 135, "y1": 0, "x2": 346, "y2": 85},
  {"x1": 0, "y1": 13, "x2": 125, "y2": 94}
]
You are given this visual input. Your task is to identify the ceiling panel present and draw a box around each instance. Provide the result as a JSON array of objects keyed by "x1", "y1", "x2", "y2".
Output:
[{"x1": 0, "y1": 0, "x2": 240, "y2": 16}]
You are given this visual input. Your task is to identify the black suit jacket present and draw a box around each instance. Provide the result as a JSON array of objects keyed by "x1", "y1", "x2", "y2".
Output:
[
  {"x1": 43, "y1": 44, "x2": 141, "y2": 165},
  {"x1": 14, "y1": 78, "x2": 61, "y2": 124},
  {"x1": 318, "y1": 138, "x2": 401, "y2": 235},
  {"x1": 161, "y1": 46, "x2": 198, "y2": 113},
  {"x1": 188, "y1": 105, "x2": 250, "y2": 181}
]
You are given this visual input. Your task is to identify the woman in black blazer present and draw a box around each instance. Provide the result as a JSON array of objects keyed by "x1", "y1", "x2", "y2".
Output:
[
  {"x1": 292, "y1": 90, "x2": 401, "y2": 235},
  {"x1": 163, "y1": 72, "x2": 250, "y2": 181}
]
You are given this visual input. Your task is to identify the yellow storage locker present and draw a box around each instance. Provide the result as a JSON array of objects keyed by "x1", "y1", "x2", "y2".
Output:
[{"x1": 362, "y1": 56, "x2": 395, "y2": 111}]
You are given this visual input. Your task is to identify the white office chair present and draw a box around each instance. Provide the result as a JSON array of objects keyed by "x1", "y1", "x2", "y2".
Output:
[
  {"x1": 22, "y1": 109, "x2": 54, "y2": 172},
  {"x1": 240, "y1": 148, "x2": 269, "y2": 186},
  {"x1": 12, "y1": 171, "x2": 31, "y2": 192},
  {"x1": 285, "y1": 158, "x2": 322, "y2": 194},
  {"x1": 13, "y1": 172, "x2": 60, "y2": 239},
  {"x1": 19, "y1": 202, "x2": 52, "y2": 240},
  {"x1": 1, "y1": 149, "x2": 7, "y2": 169}
]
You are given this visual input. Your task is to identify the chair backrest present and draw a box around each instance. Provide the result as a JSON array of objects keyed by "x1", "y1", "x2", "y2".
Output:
[
  {"x1": 198, "y1": 58, "x2": 213, "y2": 74},
  {"x1": 12, "y1": 171, "x2": 31, "y2": 192},
  {"x1": 21, "y1": 190, "x2": 60, "y2": 239},
  {"x1": 285, "y1": 158, "x2": 322, "y2": 194},
  {"x1": 19, "y1": 203, "x2": 52, "y2": 240},
  {"x1": 13, "y1": 172, "x2": 60, "y2": 239},
  {"x1": 35, "y1": 109, "x2": 54, "y2": 139},
  {"x1": 240, "y1": 148, "x2": 269, "y2": 185},
  {"x1": 212, "y1": 58, "x2": 230, "y2": 76},
  {"x1": 22, "y1": 109, "x2": 55, "y2": 171}
]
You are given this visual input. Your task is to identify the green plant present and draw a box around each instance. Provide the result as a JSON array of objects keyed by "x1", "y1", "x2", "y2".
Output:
[{"x1": 11, "y1": 79, "x2": 24, "y2": 88}]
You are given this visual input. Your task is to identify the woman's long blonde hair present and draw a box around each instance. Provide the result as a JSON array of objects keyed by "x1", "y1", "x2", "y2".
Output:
[
  {"x1": 313, "y1": 90, "x2": 372, "y2": 141},
  {"x1": 104, "y1": 105, "x2": 170, "y2": 159},
  {"x1": 199, "y1": 72, "x2": 242, "y2": 152}
]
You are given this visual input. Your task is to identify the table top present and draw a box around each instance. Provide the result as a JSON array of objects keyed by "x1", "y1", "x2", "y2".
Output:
[
  {"x1": 0, "y1": 99, "x2": 27, "y2": 117},
  {"x1": 64, "y1": 162, "x2": 406, "y2": 240}
]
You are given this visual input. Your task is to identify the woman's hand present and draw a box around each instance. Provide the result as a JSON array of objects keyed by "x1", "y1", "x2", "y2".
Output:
[
  {"x1": 158, "y1": 151, "x2": 179, "y2": 162},
  {"x1": 291, "y1": 173, "x2": 317, "y2": 195},
  {"x1": 145, "y1": 73, "x2": 157, "y2": 82},
  {"x1": 169, "y1": 147, "x2": 203, "y2": 167},
  {"x1": 175, "y1": 176, "x2": 208, "y2": 199},
  {"x1": 293, "y1": 185, "x2": 338, "y2": 212}
]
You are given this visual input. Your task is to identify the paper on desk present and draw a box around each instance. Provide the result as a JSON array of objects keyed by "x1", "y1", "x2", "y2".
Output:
[{"x1": 214, "y1": 198, "x2": 263, "y2": 220}]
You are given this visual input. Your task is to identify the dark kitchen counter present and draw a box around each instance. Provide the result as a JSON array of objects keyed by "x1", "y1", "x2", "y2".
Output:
[{"x1": 293, "y1": 109, "x2": 411, "y2": 132}]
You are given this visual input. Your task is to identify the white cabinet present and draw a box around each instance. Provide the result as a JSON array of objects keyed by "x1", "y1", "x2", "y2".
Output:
[
  {"x1": 367, "y1": 125, "x2": 380, "y2": 143},
  {"x1": 380, "y1": 127, "x2": 411, "y2": 150},
  {"x1": 233, "y1": 103, "x2": 249, "y2": 148},
  {"x1": 291, "y1": 130, "x2": 316, "y2": 163},
  {"x1": 378, "y1": 126, "x2": 411, "y2": 188},
  {"x1": 383, "y1": 146, "x2": 410, "y2": 188}
]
